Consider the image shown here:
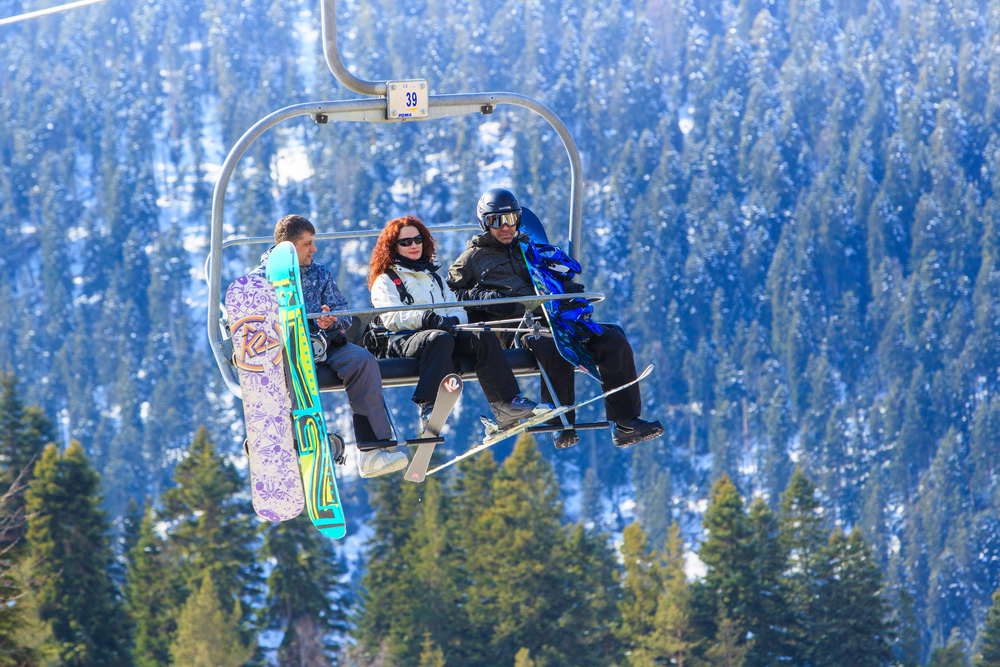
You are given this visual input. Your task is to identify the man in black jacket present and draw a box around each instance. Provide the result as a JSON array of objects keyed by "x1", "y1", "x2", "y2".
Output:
[{"x1": 447, "y1": 188, "x2": 663, "y2": 449}]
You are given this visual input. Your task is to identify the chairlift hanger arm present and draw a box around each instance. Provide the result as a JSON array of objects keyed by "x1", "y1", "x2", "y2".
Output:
[
  {"x1": 317, "y1": 0, "x2": 583, "y2": 256},
  {"x1": 208, "y1": 0, "x2": 588, "y2": 398}
]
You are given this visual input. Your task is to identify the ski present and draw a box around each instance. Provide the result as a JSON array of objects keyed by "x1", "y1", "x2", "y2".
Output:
[
  {"x1": 404, "y1": 374, "x2": 463, "y2": 483},
  {"x1": 266, "y1": 242, "x2": 347, "y2": 540},
  {"x1": 225, "y1": 275, "x2": 305, "y2": 522},
  {"x1": 425, "y1": 364, "x2": 654, "y2": 476}
]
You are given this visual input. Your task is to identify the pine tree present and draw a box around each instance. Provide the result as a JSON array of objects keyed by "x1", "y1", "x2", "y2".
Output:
[
  {"x1": 25, "y1": 442, "x2": 131, "y2": 665},
  {"x1": 169, "y1": 570, "x2": 255, "y2": 667},
  {"x1": 616, "y1": 522, "x2": 662, "y2": 654},
  {"x1": 0, "y1": 373, "x2": 53, "y2": 479},
  {"x1": 0, "y1": 467, "x2": 34, "y2": 667},
  {"x1": 159, "y1": 426, "x2": 260, "y2": 619},
  {"x1": 744, "y1": 498, "x2": 794, "y2": 665},
  {"x1": 977, "y1": 584, "x2": 1000, "y2": 666},
  {"x1": 558, "y1": 522, "x2": 622, "y2": 664},
  {"x1": 464, "y1": 434, "x2": 600, "y2": 665},
  {"x1": 895, "y1": 580, "x2": 923, "y2": 667},
  {"x1": 636, "y1": 522, "x2": 699, "y2": 666},
  {"x1": 691, "y1": 475, "x2": 753, "y2": 651},
  {"x1": 399, "y1": 477, "x2": 469, "y2": 663},
  {"x1": 125, "y1": 504, "x2": 185, "y2": 667},
  {"x1": 778, "y1": 468, "x2": 827, "y2": 662},
  {"x1": 353, "y1": 477, "x2": 423, "y2": 663},
  {"x1": 0, "y1": 373, "x2": 54, "y2": 549},
  {"x1": 929, "y1": 630, "x2": 967, "y2": 667},
  {"x1": 261, "y1": 514, "x2": 349, "y2": 666},
  {"x1": 418, "y1": 632, "x2": 446, "y2": 667},
  {"x1": 811, "y1": 529, "x2": 894, "y2": 666},
  {"x1": 704, "y1": 608, "x2": 750, "y2": 667}
]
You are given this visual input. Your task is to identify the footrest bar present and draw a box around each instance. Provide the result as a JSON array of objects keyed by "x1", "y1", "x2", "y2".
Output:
[
  {"x1": 358, "y1": 436, "x2": 446, "y2": 452},
  {"x1": 524, "y1": 421, "x2": 610, "y2": 434}
]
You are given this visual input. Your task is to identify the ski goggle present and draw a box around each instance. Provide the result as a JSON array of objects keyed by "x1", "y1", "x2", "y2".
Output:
[
  {"x1": 397, "y1": 235, "x2": 423, "y2": 247},
  {"x1": 482, "y1": 211, "x2": 521, "y2": 229}
]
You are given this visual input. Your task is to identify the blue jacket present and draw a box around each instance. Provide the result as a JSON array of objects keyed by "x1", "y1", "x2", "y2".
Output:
[{"x1": 250, "y1": 246, "x2": 353, "y2": 333}]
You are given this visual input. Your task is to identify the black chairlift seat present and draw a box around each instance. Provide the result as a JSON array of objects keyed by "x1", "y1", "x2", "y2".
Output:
[{"x1": 315, "y1": 347, "x2": 540, "y2": 391}]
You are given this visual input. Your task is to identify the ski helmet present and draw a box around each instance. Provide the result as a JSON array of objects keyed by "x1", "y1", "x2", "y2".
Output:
[{"x1": 476, "y1": 187, "x2": 522, "y2": 232}]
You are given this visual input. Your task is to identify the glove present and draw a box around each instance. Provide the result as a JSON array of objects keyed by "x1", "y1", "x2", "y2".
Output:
[
  {"x1": 422, "y1": 310, "x2": 459, "y2": 333},
  {"x1": 468, "y1": 288, "x2": 520, "y2": 317},
  {"x1": 469, "y1": 287, "x2": 506, "y2": 302}
]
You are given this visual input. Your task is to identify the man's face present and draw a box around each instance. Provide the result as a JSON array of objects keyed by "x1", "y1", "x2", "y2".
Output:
[
  {"x1": 292, "y1": 232, "x2": 317, "y2": 266},
  {"x1": 488, "y1": 223, "x2": 517, "y2": 246}
]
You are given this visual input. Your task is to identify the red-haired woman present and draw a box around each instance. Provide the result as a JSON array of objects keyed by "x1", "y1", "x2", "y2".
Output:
[{"x1": 368, "y1": 215, "x2": 541, "y2": 433}]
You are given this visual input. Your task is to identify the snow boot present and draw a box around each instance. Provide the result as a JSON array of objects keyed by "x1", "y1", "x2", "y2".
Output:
[
  {"x1": 359, "y1": 448, "x2": 408, "y2": 478},
  {"x1": 489, "y1": 395, "x2": 541, "y2": 430},
  {"x1": 552, "y1": 429, "x2": 579, "y2": 449},
  {"x1": 612, "y1": 418, "x2": 664, "y2": 448},
  {"x1": 418, "y1": 403, "x2": 435, "y2": 437}
]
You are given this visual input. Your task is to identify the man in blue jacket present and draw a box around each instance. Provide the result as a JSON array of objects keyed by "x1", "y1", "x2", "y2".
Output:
[{"x1": 251, "y1": 214, "x2": 406, "y2": 478}]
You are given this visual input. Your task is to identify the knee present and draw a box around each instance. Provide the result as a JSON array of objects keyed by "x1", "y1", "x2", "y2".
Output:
[
  {"x1": 474, "y1": 331, "x2": 501, "y2": 351},
  {"x1": 349, "y1": 345, "x2": 383, "y2": 377},
  {"x1": 598, "y1": 324, "x2": 628, "y2": 345},
  {"x1": 425, "y1": 330, "x2": 455, "y2": 353}
]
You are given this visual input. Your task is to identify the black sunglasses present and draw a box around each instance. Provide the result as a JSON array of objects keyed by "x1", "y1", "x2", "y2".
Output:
[{"x1": 397, "y1": 235, "x2": 423, "y2": 247}]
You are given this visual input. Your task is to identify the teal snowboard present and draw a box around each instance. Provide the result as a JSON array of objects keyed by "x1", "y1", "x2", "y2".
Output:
[{"x1": 266, "y1": 242, "x2": 347, "y2": 539}]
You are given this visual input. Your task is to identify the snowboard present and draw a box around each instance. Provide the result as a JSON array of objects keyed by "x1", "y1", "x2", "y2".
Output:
[
  {"x1": 425, "y1": 364, "x2": 654, "y2": 476},
  {"x1": 518, "y1": 207, "x2": 601, "y2": 381},
  {"x1": 266, "y1": 242, "x2": 347, "y2": 539},
  {"x1": 404, "y1": 373, "x2": 463, "y2": 483},
  {"x1": 225, "y1": 275, "x2": 306, "y2": 522}
]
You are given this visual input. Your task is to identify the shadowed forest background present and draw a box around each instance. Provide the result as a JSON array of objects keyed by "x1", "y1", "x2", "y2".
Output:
[{"x1": 3, "y1": 0, "x2": 1000, "y2": 663}]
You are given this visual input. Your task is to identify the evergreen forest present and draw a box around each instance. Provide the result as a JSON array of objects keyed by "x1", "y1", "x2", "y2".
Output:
[{"x1": 3, "y1": 0, "x2": 1000, "y2": 663}]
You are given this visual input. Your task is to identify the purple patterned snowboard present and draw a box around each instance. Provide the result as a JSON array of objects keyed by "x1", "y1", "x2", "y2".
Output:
[{"x1": 226, "y1": 275, "x2": 305, "y2": 521}]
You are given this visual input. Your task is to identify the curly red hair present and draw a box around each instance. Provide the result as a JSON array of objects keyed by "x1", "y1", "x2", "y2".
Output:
[{"x1": 368, "y1": 215, "x2": 437, "y2": 289}]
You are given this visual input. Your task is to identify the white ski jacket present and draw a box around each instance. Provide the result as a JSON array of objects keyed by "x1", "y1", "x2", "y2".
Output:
[{"x1": 370, "y1": 263, "x2": 468, "y2": 333}]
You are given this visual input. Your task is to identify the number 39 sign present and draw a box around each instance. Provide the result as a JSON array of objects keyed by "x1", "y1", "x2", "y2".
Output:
[{"x1": 387, "y1": 80, "x2": 428, "y2": 120}]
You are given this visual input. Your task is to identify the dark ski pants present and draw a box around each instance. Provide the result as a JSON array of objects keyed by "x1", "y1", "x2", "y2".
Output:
[
  {"x1": 524, "y1": 324, "x2": 642, "y2": 426},
  {"x1": 318, "y1": 343, "x2": 392, "y2": 441},
  {"x1": 393, "y1": 329, "x2": 520, "y2": 406}
]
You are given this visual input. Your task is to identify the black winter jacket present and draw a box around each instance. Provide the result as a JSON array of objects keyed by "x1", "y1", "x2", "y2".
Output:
[{"x1": 446, "y1": 231, "x2": 539, "y2": 320}]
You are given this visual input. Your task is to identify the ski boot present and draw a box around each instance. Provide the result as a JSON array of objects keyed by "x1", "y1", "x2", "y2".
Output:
[
  {"x1": 418, "y1": 403, "x2": 435, "y2": 437},
  {"x1": 489, "y1": 395, "x2": 541, "y2": 430},
  {"x1": 612, "y1": 418, "x2": 664, "y2": 447},
  {"x1": 552, "y1": 429, "x2": 579, "y2": 449},
  {"x1": 359, "y1": 448, "x2": 408, "y2": 478}
]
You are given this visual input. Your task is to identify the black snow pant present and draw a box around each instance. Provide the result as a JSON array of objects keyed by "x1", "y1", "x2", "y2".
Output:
[
  {"x1": 392, "y1": 329, "x2": 521, "y2": 406},
  {"x1": 524, "y1": 324, "x2": 642, "y2": 426}
]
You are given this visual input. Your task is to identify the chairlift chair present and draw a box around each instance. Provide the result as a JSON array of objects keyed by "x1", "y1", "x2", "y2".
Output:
[{"x1": 206, "y1": 0, "x2": 608, "y2": 447}]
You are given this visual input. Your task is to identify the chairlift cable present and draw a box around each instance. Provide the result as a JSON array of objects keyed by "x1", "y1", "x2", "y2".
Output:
[{"x1": 0, "y1": 0, "x2": 109, "y2": 27}]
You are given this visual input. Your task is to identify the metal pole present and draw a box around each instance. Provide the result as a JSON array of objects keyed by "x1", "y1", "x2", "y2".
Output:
[
  {"x1": 316, "y1": 0, "x2": 583, "y2": 256},
  {"x1": 320, "y1": 0, "x2": 386, "y2": 96}
]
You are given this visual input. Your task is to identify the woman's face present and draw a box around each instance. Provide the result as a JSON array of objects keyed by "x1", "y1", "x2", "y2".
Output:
[{"x1": 396, "y1": 225, "x2": 424, "y2": 261}]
